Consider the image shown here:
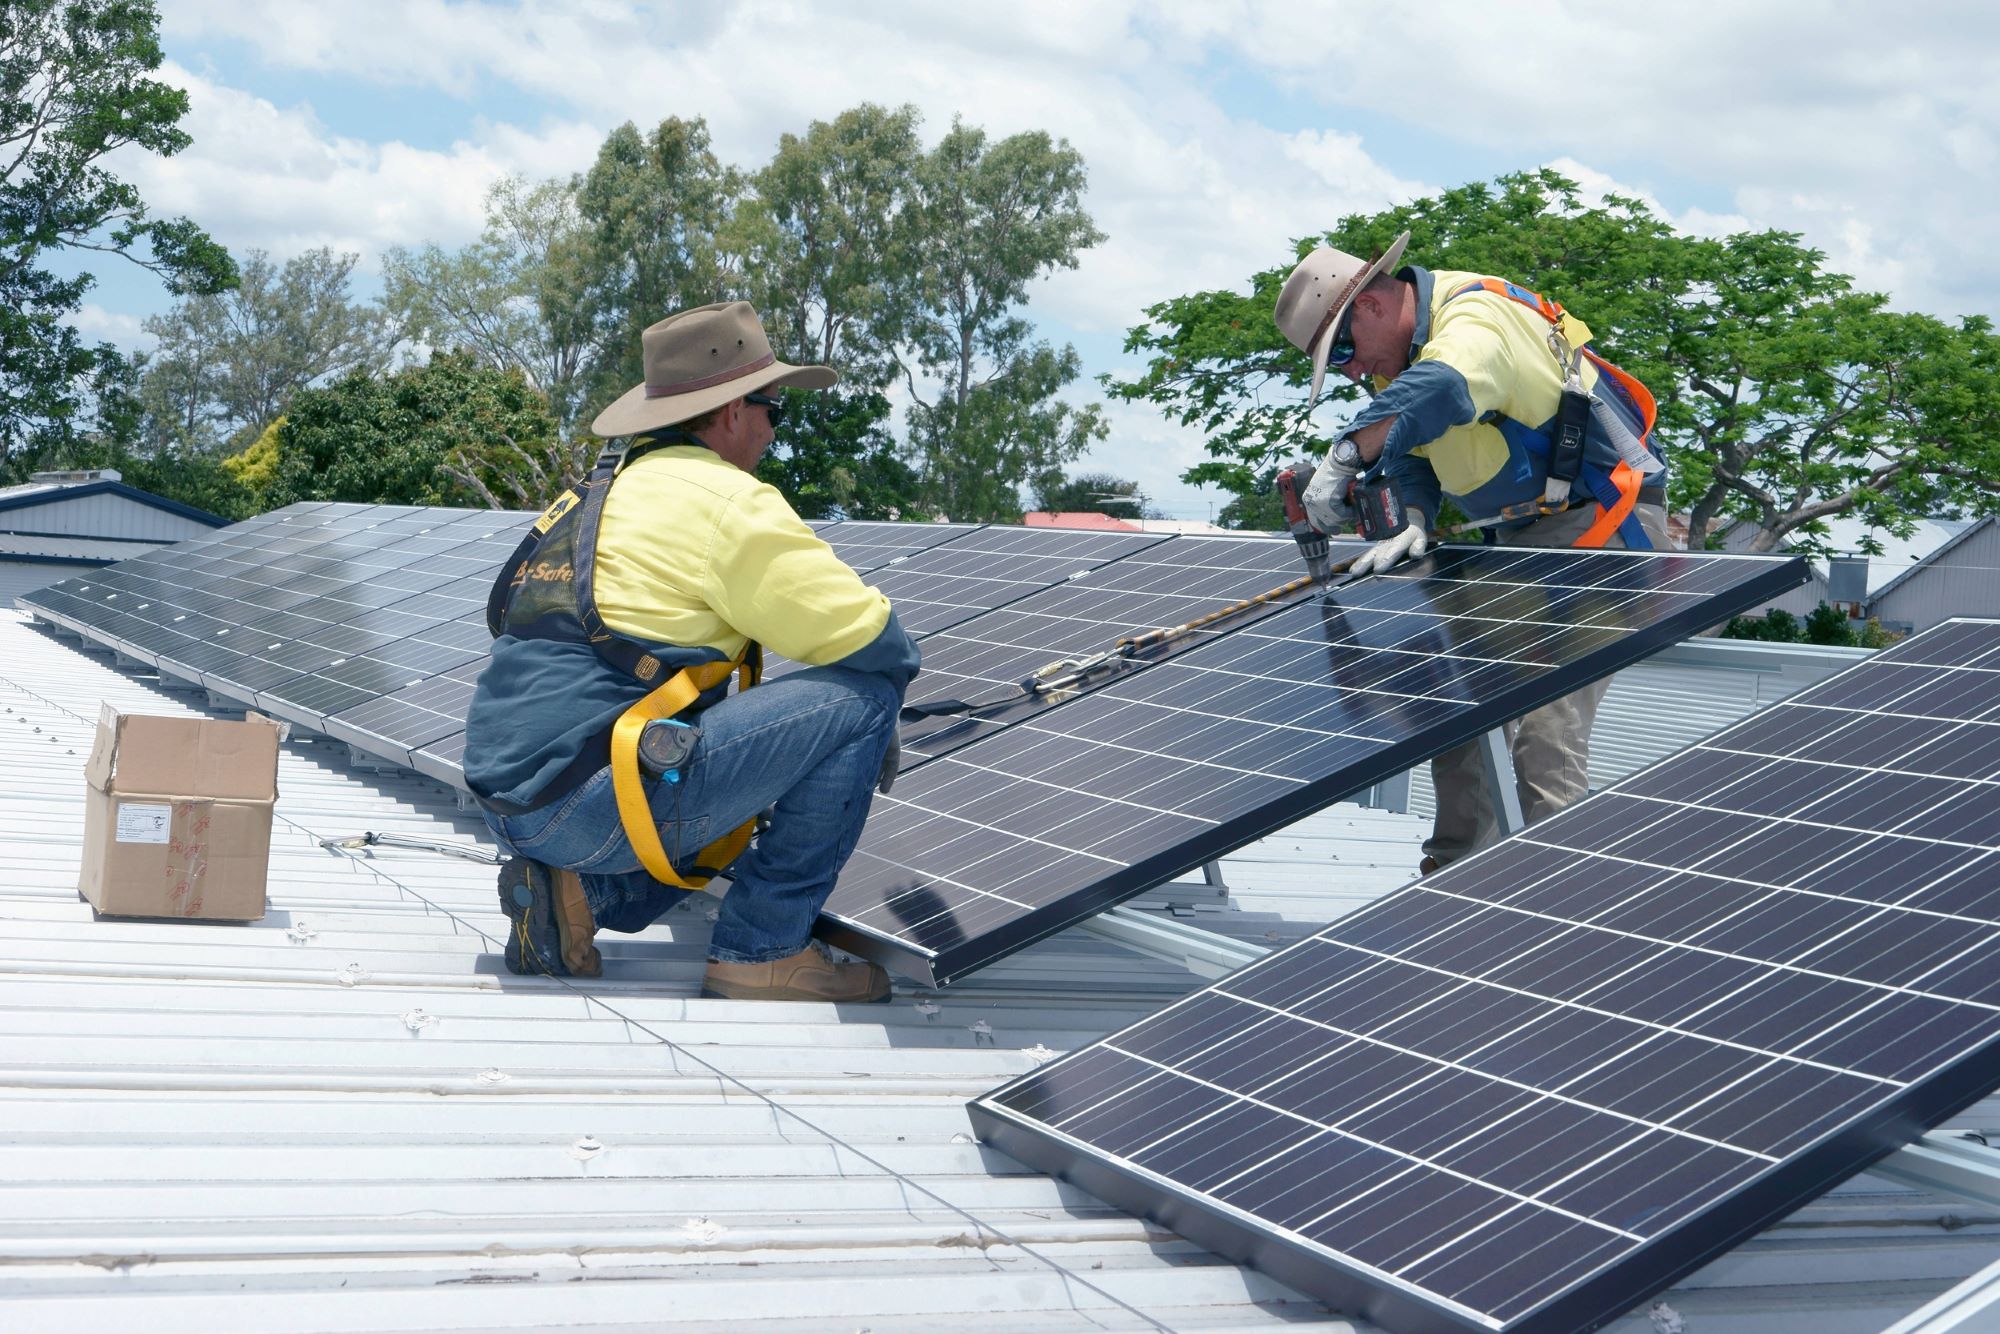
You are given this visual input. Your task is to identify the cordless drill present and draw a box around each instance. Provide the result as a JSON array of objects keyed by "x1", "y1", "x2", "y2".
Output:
[{"x1": 1276, "y1": 461, "x2": 1409, "y2": 582}]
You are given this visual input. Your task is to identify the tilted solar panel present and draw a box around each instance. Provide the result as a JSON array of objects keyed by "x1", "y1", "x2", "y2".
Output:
[
  {"x1": 894, "y1": 533, "x2": 1352, "y2": 763},
  {"x1": 761, "y1": 523, "x2": 1172, "y2": 683},
  {"x1": 970, "y1": 618, "x2": 2000, "y2": 1334},
  {"x1": 819, "y1": 546, "x2": 1806, "y2": 984}
]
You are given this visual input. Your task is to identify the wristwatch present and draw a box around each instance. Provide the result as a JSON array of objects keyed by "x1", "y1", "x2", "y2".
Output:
[{"x1": 1329, "y1": 436, "x2": 1363, "y2": 468}]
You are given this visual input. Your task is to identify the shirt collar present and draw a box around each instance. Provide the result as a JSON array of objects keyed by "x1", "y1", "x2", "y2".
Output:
[{"x1": 1402, "y1": 264, "x2": 1436, "y2": 354}]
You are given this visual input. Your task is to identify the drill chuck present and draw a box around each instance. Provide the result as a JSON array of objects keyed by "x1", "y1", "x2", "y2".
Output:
[{"x1": 1275, "y1": 463, "x2": 1335, "y2": 582}]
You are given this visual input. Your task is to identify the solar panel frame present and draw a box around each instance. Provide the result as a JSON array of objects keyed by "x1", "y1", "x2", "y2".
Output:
[
  {"x1": 821, "y1": 545, "x2": 1808, "y2": 985},
  {"x1": 968, "y1": 617, "x2": 2000, "y2": 1334}
]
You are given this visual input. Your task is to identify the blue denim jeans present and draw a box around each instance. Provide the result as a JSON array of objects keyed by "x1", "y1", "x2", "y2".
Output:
[{"x1": 482, "y1": 666, "x2": 900, "y2": 963}]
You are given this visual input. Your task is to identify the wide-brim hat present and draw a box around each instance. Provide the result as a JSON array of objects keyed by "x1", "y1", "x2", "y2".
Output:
[
  {"x1": 1273, "y1": 230, "x2": 1410, "y2": 403},
  {"x1": 591, "y1": 300, "x2": 837, "y2": 438}
]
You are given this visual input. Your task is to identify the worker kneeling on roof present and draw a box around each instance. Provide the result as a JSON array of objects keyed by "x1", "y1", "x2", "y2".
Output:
[
  {"x1": 463, "y1": 301, "x2": 918, "y2": 1003},
  {"x1": 1274, "y1": 232, "x2": 1671, "y2": 873}
]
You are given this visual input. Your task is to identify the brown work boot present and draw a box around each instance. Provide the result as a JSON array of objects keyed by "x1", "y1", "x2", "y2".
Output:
[
  {"x1": 550, "y1": 868, "x2": 601, "y2": 978},
  {"x1": 700, "y1": 941, "x2": 890, "y2": 1003},
  {"x1": 1418, "y1": 855, "x2": 1442, "y2": 877},
  {"x1": 497, "y1": 858, "x2": 600, "y2": 978}
]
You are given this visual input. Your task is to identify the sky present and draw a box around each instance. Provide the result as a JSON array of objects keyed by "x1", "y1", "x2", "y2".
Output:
[{"x1": 73, "y1": 0, "x2": 2000, "y2": 521}]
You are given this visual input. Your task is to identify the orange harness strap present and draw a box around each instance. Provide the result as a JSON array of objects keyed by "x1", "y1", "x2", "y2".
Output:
[{"x1": 1574, "y1": 461, "x2": 1645, "y2": 549}]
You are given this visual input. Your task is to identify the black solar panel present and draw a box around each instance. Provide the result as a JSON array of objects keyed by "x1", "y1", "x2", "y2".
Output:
[
  {"x1": 23, "y1": 503, "x2": 527, "y2": 771},
  {"x1": 863, "y1": 524, "x2": 1169, "y2": 637},
  {"x1": 896, "y1": 533, "x2": 1353, "y2": 763},
  {"x1": 820, "y1": 546, "x2": 1806, "y2": 984},
  {"x1": 762, "y1": 523, "x2": 1171, "y2": 683},
  {"x1": 815, "y1": 518, "x2": 983, "y2": 573},
  {"x1": 970, "y1": 617, "x2": 2000, "y2": 1334}
]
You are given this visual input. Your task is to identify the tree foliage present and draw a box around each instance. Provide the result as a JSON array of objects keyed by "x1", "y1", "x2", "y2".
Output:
[
  {"x1": 139, "y1": 247, "x2": 388, "y2": 453},
  {"x1": 1110, "y1": 169, "x2": 2000, "y2": 551},
  {"x1": 0, "y1": 0, "x2": 233, "y2": 464},
  {"x1": 896, "y1": 120, "x2": 1106, "y2": 520},
  {"x1": 384, "y1": 175, "x2": 596, "y2": 438},
  {"x1": 268, "y1": 351, "x2": 559, "y2": 509},
  {"x1": 574, "y1": 117, "x2": 739, "y2": 420}
]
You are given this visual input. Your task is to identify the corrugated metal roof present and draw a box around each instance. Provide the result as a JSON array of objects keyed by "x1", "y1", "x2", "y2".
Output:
[{"x1": 4, "y1": 610, "x2": 1998, "y2": 1332}]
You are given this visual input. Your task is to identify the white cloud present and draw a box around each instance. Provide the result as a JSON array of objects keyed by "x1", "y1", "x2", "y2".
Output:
[
  {"x1": 63, "y1": 304, "x2": 155, "y2": 351},
  {"x1": 116, "y1": 61, "x2": 602, "y2": 269}
]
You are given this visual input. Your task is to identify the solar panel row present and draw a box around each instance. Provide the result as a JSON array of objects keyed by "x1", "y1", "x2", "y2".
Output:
[
  {"x1": 971, "y1": 618, "x2": 2000, "y2": 1334},
  {"x1": 23, "y1": 503, "x2": 1807, "y2": 991}
]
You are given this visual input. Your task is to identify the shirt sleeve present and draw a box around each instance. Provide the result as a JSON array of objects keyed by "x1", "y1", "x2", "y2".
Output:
[{"x1": 698, "y1": 482, "x2": 901, "y2": 669}]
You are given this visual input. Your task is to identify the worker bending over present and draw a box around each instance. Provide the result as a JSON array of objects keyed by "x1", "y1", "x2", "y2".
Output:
[
  {"x1": 464, "y1": 301, "x2": 918, "y2": 1002},
  {"x1": 1274, "y1": 232, "x2": 1670, "y2": 872}
]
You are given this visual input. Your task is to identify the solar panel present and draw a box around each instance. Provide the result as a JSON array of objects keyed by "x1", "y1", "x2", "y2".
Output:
[
  {"x1": 819, "y1": 546, "x2": 1806, "y2": 985},
  {"x1": 23, "y1": 503, "x2": 527, "y2": 777},
  {"x1": 815, "y1": 518, "x2": 984, "y2": 573},
  {"x1": 762, "y1": 524, "x2": 1173, "y2": 682},
  {"x1": 895, "y1": 533, "x2": 1349, "y2": 763},
  {"x1": 970, "y1": 617, "x2": 2000, "y2": 1334},
  {"x1": 861, "y1": 524, "x2": 1169, "y2": 637}
]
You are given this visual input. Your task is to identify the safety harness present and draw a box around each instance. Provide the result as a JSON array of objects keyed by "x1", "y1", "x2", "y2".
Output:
[
  {"x1": 483, "y1": 436, "x2": 759, "y2": 890},
  {"x1": 1444, "y1": 278, "x2": 1663, "y2": 550}
]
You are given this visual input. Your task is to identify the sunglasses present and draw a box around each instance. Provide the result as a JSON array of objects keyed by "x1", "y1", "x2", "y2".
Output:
[
  {"x1": 745, "y1": 391, "x2": 787, "y2": 428},
  {"x1": 1325, "y1": 306, "x2": 1358, "y2": 367}
]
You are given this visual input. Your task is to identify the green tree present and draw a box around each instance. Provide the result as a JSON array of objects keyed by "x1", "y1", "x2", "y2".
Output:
[
  {"x1": 139, "y1": 248, "x2": 388, "y2": 453},
  {"x1": 754, "y1": 387, "x2": 919, "y2": 519},
  {"x1": 1109, "y1": 169, "x2": 2000, "y2": 555},
  {"x1": 732, "y1": 104, "x2": 923, "y2": 519},
  {"x1": 897, "y1": 120, "x2": 1107, "y2": 521},
  {"x1": 0, "y1": 0, "x2": 234, "y2": 465},
  {"x1": 575, "y1": 116, "x2": 742, "y2": 420},
  {"x1": 268, "y1": 351, "x2": 559, "y2": 508},
  {"x1": 384, "y1": 174, "x2": 596, "y2": 447},
  {"x1": 1031, "y1": 470, "x2": 1158, "y2": 519}
]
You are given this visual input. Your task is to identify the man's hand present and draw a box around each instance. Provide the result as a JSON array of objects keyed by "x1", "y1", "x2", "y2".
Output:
[
  {"x1": 1348, "y1": 510, "x2": 1429, "y2": 577},
  {"x1": 1300, "y1": 457, "x2": 1359, "y2": 534},
  {"x1": 876, "y1": 730, "x2": 900, "y2": 795}
]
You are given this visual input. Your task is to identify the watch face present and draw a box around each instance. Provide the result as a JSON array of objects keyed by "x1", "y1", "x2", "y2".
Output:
[{"x1": 1331, "y1": 438, "x2": 1361, "y2": 467}]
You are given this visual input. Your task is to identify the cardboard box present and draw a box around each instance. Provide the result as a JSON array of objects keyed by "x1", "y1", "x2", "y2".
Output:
[{"x1": 79, "y1": 704, "x2": 281, "y2": 921}]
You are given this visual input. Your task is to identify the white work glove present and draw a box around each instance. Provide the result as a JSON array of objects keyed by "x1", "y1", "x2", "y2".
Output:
[
  {"x1": 1348, "y1": 511, "x2": 1429, "y2": 577},
  {"x1": 1300, "y1": 457, "x2": 1360, "y2": 534},
  {"x1": 876, "y1": 730, "x2": 900, "y2": 795}
]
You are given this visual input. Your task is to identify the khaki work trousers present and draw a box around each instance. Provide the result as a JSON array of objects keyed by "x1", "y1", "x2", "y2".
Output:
[{"x1": 1422, "y1": 501, "x2": 1673, "y2": 867}]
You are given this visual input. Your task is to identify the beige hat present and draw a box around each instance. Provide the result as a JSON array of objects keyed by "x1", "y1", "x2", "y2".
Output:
[
  {"x1": 591, "y1": 300, "x2": 837, "y2": 437},
  {"x1": 1273, "y1": 230, "x2": 1410, "y2": 403}
]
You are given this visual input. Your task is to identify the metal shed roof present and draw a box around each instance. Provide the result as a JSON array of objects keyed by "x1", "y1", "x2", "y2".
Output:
[{"x1": 3, "y1": 609, "x2": 1998, "y2": 1332}]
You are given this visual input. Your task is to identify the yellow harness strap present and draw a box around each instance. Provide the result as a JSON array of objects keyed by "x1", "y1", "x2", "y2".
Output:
[{"x1": 608, "y1": 651, "x2": 760, "y2": 889}]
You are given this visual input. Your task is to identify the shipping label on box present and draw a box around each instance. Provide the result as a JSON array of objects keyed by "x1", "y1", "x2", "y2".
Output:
[{"x1": 80, "y1": 705, "x2": 280, "y2": 921}]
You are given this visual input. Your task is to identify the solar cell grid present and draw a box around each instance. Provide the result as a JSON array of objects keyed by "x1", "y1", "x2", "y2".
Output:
[
  {"x1": 863, "y1": 525, "x2": 1168, "y2": 637},
  {"x1": 972, "y1": 617, "x2": 2000, "y2": 1334},
  {"x1": 894, "y1": 533, "x2": 1341, "y2": 762},
  {"x1": 817, "y1": 518, "x2": 983, "y2": 572},
  {"x1": 824, "y1": 545, "x2": 1803, "y2": 984}
]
